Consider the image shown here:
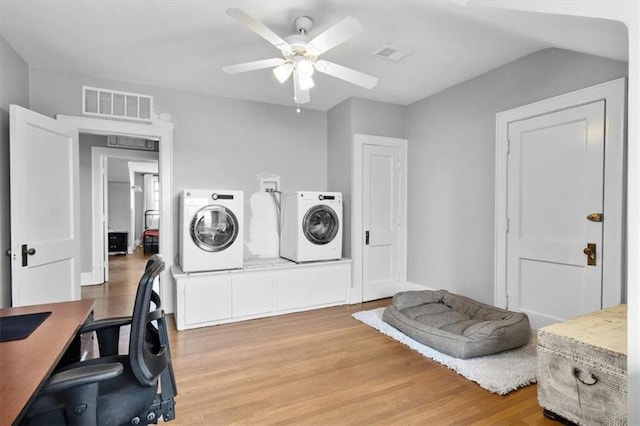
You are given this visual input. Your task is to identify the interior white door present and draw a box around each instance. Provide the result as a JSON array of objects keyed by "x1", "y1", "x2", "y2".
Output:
[
  {"x1": 9, "y1": 105, "x2": 80, "y2": 306},
  {"x1": 102, "y1": 156, "x2": 109, "y2": 282},
  {"x1": 362, "y1": 144, "x2": 403, "y2": 301},
  {"x1": 506, "y1": 100, "x2": 605, "y2": 328}
]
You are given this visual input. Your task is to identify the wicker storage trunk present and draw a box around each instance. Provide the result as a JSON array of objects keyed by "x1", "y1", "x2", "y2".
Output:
[{"x1": 537, "y1": 305, "x2": 627, "y2": 425}]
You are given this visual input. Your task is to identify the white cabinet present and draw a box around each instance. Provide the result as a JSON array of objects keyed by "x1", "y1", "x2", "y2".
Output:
[
  {"x1": 173, "y1": 259, "x2": 351, "y2": 330},
  {"x1": 183, "y1": 275, "x2": 232, "y2": 325},
  {"x1": 276, "y1": 264, "x2": 349, "y2": 311},
  {"x1": 232, "y1": 272, "x2": 274, "y2": 318}
]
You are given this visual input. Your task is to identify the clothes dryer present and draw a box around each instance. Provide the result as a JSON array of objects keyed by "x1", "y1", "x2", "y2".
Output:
[
  {"x1": 280, "y1": 191, "x2": 342, "y2": 262},
  {"x1": 179, "y1": 189, "x2": 243, "y2": 272}
]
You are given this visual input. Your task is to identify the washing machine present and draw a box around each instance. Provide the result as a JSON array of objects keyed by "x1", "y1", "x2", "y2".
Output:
[
  {"x1": 280, "y1": 191, "x2": 342, "y2": 262},
  {"x1": 179, "y1": 189, "x2": 244, "y2": 272}
]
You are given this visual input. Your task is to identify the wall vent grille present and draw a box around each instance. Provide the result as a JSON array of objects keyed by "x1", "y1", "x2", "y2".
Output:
[
  {"x1": 83, "y1": 86, "x2": 153, "y2": 122},
  {"x1": 372, "y1": 45, "x2": 412, "y2": 62},
  {"x1": 107, "y1": 135, "x2": 156, "y2": 151}
]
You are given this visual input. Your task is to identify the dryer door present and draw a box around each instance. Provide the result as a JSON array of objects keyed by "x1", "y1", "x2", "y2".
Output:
[
  {"x1": 303, "y1": 205, "x2": 339, "y2": 245},
  {"x1": 191, "y1": 205, "x2": 239, "y2": 252}
]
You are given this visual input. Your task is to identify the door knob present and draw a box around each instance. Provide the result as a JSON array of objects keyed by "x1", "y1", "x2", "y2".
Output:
[
  {"x1": 21, "y1": 244, "x2": 36, "y2": 267},
  {"x1": 587, "y1": 213, "x2": 603, "y2": 222},
  {"x1": 583, "y1": 243, "x2": 596, "y2": 266}
]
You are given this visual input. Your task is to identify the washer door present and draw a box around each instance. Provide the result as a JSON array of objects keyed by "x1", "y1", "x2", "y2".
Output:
[
  {"x1": 303, "y1": 205, "x2": 339, "y2": 245},
  {"x1": 190, "y1": 205, "x2": 239, "y2": 252}
]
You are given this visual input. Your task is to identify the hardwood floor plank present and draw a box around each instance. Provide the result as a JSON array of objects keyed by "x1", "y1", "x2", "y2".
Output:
[{"x1": 82, "y1": 251, "x2": 554, "y2": 425}]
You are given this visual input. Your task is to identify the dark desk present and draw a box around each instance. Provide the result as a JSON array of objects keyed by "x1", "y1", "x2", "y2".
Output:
[{"x1": 0, "y1": 299, "x2": 94, "y2": 425}]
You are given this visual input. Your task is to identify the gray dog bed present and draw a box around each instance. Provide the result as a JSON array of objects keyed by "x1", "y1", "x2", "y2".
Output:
[{"x1": 382, "y1": 290, "x2": 531, "y2": 359}]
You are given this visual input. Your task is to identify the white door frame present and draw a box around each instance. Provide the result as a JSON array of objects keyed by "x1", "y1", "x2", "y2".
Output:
[
  {"x1": 494, "y1": 77, "x2": 626, "y2": 309},
  {"x1": 351, "y1": 133, "x2": 408, "y2": 303},
  {"x1": 128, "y1": 161, "x2": 159, "y2": 249},
  {"x1": 57, "y1": 114, "x2": 175, "y2": 313}
]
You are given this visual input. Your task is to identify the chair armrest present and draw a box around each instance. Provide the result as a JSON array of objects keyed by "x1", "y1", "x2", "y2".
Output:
[
  {"x1": 79, "y1": 317, "x2": 132, "y2": 334},
  {"x1": 43, "y1": 363, "x2": 124, "y2": 394},
  {"x1": 80, "y1": 317, "x2": 132, "y2": 357}
]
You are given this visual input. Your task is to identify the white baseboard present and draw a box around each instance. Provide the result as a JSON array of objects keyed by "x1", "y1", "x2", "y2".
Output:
[
  {"x1": 348, "y1": 281, "x2": 435, "y2": 303},
  {"x1": 403, "y1": 281, "x2": 437, "y2": 291},
  {"x1": 81, "y1": 271, "x2": 103, "y2": 286}
]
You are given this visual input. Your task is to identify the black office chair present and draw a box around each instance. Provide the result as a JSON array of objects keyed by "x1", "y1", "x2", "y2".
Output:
[{"x1": 26, "y1": 254, "x2": 177, "y2": 426}]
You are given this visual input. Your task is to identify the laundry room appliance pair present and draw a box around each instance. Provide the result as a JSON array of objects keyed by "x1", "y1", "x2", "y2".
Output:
[
  {"x1": 179, "y1": 189, "x2": 243, "y2": 272},
  {"x1": 280, "y1": 191, "x2": 343, "y2": 263}
]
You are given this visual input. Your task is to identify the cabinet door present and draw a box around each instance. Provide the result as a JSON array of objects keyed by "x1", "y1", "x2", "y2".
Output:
[
  {"x1": 232, "y1": 272, "x2": 274, "y2": 318},
  {"x1": 276, "y1": 269, "x2": 312, "y2": 310},
  {"x1": 183, "y1": 275, "x2": 232, "y2": 325},
  {"x1": 315, "y1": 264, "x2": 350, "y2": 305},
  {"x1": 276, "y1": 264, "x2": 349, "y2": 311}
]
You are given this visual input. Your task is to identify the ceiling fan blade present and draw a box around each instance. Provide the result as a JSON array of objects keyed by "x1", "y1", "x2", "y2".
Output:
[
  {"x1": 226, "y1": 8, "x2": 292, "y2": 54},
  {"x1": 222, "y1": 58, "x2": 286, "y2": 74},
  {"x1": 314, "y1": 60, "x2": 377, "y2": 89},
  {"x1": 306, "y1": 16, "x2": 362, "y2": 56},
  {"x1": 293, "y1": 71, "x2": 311, "y2": 104}
]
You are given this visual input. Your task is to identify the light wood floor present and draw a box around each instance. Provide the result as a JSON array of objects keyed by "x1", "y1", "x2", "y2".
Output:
[{"x1": 82, "y1": 251, "x2": 555, "y2": 425}]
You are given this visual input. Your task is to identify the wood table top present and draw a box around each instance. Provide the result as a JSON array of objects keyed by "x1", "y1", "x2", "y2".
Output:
[{"x1": 0, "y1": 299, "x2": 94, "y2": 425}]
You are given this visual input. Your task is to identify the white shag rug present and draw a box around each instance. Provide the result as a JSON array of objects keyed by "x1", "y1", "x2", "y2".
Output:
[{"x1": 352, "y1": 307, "x2": 537, "y2": 395}]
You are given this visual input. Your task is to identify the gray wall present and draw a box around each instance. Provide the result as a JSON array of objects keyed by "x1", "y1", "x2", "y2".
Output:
[
  {"x1": 406, "y1": 48, "x2": 628, "y2": 304},
  {"x1": 327, "y1": 98, "x2": 407, "y2": 258},
  {"x1": 4, "y1": 43, "x2": 628, "y2": 310},
  {"x1": 0, "y1": 36, "x2": 29, "y2": 308},
  {"x1": 327, "y1": 99, "x2": 353, "y2": 257},
  {"x1": 28, "y1": 67, "x2": 327, "y2": 261},
  {"x1": 107, "y1": 181, "x2": 131, "y2": 232}
]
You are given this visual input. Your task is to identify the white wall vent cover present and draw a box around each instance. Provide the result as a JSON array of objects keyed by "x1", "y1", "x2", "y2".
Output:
[
  {"x1": 107, "y1": 135, "x2": 156, "y2": 151},
  {"x1": 83, "y1": 86, "x2": 153, "y2": 122},
  {"x1": 372, "y1": 45, "x2": 412, "y2": 62}
]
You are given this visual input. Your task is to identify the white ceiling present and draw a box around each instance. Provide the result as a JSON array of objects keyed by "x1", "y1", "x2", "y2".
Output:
[{"x1": 0, "y1": 1, "x2": 628, "y2": 111}]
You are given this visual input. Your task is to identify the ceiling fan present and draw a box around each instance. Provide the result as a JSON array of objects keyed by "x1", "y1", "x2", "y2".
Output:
[{"x1": 222, "y1": 8, "x2": 378, "y2": 106}]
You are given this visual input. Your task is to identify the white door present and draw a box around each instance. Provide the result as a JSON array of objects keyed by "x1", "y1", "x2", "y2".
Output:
[
  {"x1": 362, "y1": 143, "x2": 404, "y2": 301},
  {"x1": 506, "y1": 101, "x2": 604, "y2": 328},
  {"x1": 9, "y1": 105, "x2": 80, "y2": 306},
  {"x1": 102, "y1": 156, "x2": 109, "y2": 282}
]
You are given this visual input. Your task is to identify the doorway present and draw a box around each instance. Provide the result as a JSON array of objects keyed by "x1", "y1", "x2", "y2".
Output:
[
  {"x1": 97, "y1": 150, "x2": 159, "y2": 283},
  {"x1": 351, "y1": 134, "x2": 408, "y2": 303},
  {"x1": 494, "y1": 78, "x2": 625, "y2": 328},
  {"x1": 57, "y1": 115, "x2": 175, "y2": 312}
]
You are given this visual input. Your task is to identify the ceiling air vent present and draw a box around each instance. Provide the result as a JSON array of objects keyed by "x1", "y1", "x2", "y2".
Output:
[
  {"x1": 372, "y1": 45, "x2": 412, "y2": 62},
  {"x1": 83, "y1": 86, "x2": 153, "y2": 122}
]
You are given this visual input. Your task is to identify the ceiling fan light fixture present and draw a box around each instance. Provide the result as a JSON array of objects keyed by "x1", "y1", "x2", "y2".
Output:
[
  {"x1": 299, "y1": 75, "x2": 315, "y2": 90},
  {"x1": 295, "y1": 57, "x2": 315, "y2": 78},
  {"x1": 273, "y1": 63, "x2": 294, "y2": 83},
  {"x1": 224, "y1": 9, "x2": 377, "y2": 106}
]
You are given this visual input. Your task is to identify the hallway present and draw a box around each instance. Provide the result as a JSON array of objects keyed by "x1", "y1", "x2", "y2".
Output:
[{"x1": 81, "y1": 249, "x2": 152, "y2": 319}]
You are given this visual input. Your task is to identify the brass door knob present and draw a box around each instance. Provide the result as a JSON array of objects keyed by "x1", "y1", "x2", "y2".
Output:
[
  {"x1": 583, "y1": 243, "x2": 596, "y2": 266},
  {"x1": 587, "y1": 213, "x2": 603, "y2": 222}
]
